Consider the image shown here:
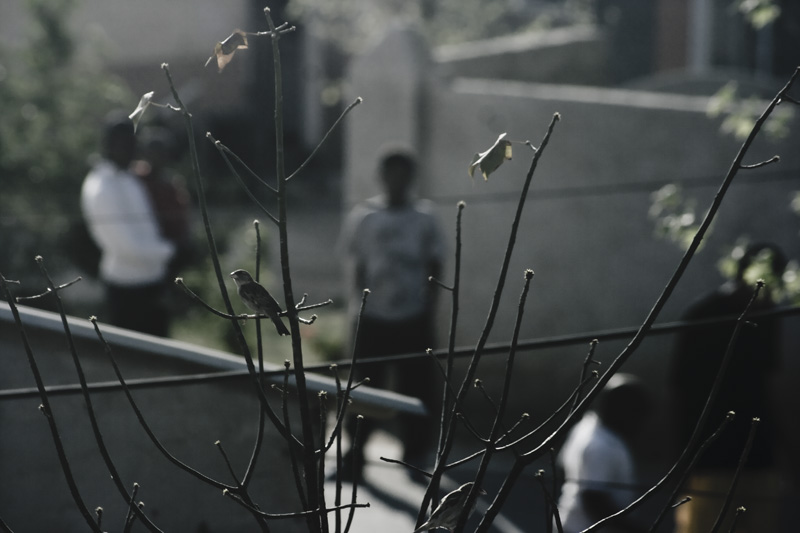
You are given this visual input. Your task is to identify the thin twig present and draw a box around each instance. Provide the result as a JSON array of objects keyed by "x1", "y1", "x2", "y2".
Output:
[
  {"x1": 259, "y1": 14, "x2": 324, "y2": 524},
  {"x1": 175, "y1": 277, "x2": 331, "y2": 320},
  {"x1": 739, "y1": 155, "x2": 779, "y2": 169},
  {"x1": 317, "y1": 391, "x2": 329, "y2": 530},
  {"x1": 535, "y1": 470, "x2": 563, "y2": 533},
  {"x1": 672, "y1": 496, "x2": 692, "y2": 509},
  {"x1": 430, "y1": 201, "x2": 466, "y2": 515},
  {"x1": 33, "y1": 258, "x2": 162, "y2": 532},
  {"x1": 649, "y1": 411, "x2": 735, "y2": 532},
  {"x1": 0, "y1": 514, "x2": 13, "y2": 533},
  {"x1": 588, "y1": 281, "x2": 764, "y2": 533},
  {"x1": 710, "y1": 418, "x2": 760, "y2": 533},
  {"x1": 457, "y1": 269, "x2": 534, "y2": 531},
  {"x1": 243, "y1": 219, "x2": 268, "y2": 488},
  {"x1": 378, "y1": 456, "x2": 433, "y2": 478},
  {"x1": 161, "y1": 63, "x2": 301, "y2": 450},
  {"x1": 570, "y1": 339, "x2": 600, "y2": 413},
  {"x1": 123, "y1": 483, "x2": 140, "y2": 533},
  {"x1": 727, "y1": 507, "x2": 746, "y2": 533},
  {"x1": 216, "y1": 440, "x2": 244, "y2": 489},
  {"x1": 90, "y1": 318, "x2": 234, "y2": 491},
  {"x1": 210, "y1": 134, "x2": 278, "y2": 195},
  {"x1": 344, "y1": 416, "x2": 365, "y2": 533},
  {"x1": 223, "y1": 490, "x2": 369, "y2": 519},
  {"x1": 15, "y1": 276, "x2": 81, "y2": 301},
  {"x1": 421, "y1": 113, "x2": 559, "y2": 524},
  {"x1": 287, "y1": 97, "x2": 363, "y2": 181},
  {"x1": 325, "y1": 290, "x2": 370, "y2": 452},
  {"x1": 428, "y1": 276, "x2": 453, "y2": 291},
  {"x1": 207, "y1": 133, "x2": 279, "y2": 223},
  {"x1": 279, "y1": 361, "x2": 309, "y2": 511},
  {"x1": 478, "y1": 68, "x2": 800, "y2": 532},
  {"x1": 496, "y1": 371, "x2": 598, "y2": 451},
  {"x1": 0, "y1": 273, "x2": 101, "y2": 533}
]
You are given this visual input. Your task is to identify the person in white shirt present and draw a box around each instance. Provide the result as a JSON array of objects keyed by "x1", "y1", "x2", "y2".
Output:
[
  {"x1": 339, "y1": 146, "x2": 446, "y2": 481},
  {"x1": 556, "y1": 373, "x2": 653, "y2": 533},
  {"x1": 81, "y1": 112, "x2": 175, "y2": 336}
]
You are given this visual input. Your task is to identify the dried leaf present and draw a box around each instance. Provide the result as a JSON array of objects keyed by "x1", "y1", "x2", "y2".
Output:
[
  {"x1": 205, "y1": 30, "x2": 248, "y2": 72},
  {"x1": 128, "y1": 91, "x2": 154, "y2": 133},
  {"x1": 468, "y1": 133, "x2": 513, "y2": 181}
]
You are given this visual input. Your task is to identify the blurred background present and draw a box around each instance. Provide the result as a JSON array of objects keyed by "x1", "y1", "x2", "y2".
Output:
[{"x1": 1, "y1": 1, "x2": 800, "y2": 528}]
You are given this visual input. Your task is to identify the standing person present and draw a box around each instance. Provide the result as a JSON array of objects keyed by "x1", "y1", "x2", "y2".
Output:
[
  {"x1": 339, "y1": 146, "x2": 446, "y2": 481},
  {"x1": 669, "y1": 243, "x2": 786, "y2": 533},
  {"x1": 81, "y1": 112, "x2": 175, "y2": 336},
  {"x1": 556, "y1": 373, "x2": 653, "y2": 533}
]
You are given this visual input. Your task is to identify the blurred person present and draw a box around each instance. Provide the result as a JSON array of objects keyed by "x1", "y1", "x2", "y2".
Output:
[
  {"x1": 81, "y1": 111, "x2": 175, "y2": 336},
  {"x1": 338, "y1": 146, "x2": 446, "y2": 481},
  {"x1": 669, "y1": 242, "x2": 787, "y2": 533},
  {"x1": 556, "y1": 373, "x2": 653, "y2": 533},
  {"x1": 132, "y1": 127, "x2": 194, "y2": 278}
]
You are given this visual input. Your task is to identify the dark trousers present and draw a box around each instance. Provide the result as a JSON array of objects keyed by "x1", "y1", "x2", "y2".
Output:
[
  {"x1": 105, "y1": 281, "x2": 169, "y2": 337},
  {"x1": 348, "y1": 314, "x2": 439, "y2": 462}
]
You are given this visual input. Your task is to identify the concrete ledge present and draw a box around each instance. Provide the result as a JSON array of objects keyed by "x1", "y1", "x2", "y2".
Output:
[{"x1": 0, "y1": 302, "x2": 426, "y2": 417}]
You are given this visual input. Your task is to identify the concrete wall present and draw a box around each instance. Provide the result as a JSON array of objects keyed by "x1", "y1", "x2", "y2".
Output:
[
  {"x1": 343, "y1": 27, "x2": 800, "y2": 460},
  {"x1": 434, "y1": 25, "x2": 610, "y2": 86},
  {"x1": 0, "y1": 303, "x2": 423, "y2": 531}
]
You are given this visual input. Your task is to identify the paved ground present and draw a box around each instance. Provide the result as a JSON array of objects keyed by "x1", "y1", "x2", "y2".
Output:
[{"x1": 326, "y1": 430, "x2": 534, "y2": 533}]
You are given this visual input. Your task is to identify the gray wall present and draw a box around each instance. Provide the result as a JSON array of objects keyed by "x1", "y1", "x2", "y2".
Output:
[
  {"x1": 0, "y1": 305, "x2": 423, "y2": 531},
  {"x1": 343, "y1": 27, "x2": 800, "y2": 462},
  {"x1": 0, "y1": 310, "x2": 308, "y2": 531}
]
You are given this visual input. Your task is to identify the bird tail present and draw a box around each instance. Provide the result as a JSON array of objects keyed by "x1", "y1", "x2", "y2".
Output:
[
  {"x1": 272, "y1": 317, "x2": 290, "y2": 336},
  {"x1": 412, "y1": 521, "x2": 430, "y2": 533}
]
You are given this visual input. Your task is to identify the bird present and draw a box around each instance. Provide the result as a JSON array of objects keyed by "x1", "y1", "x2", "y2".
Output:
[
  {"x1": 230, "y1": 269, "x2": 290, "y2": 336},
  {"x1": 413, "y1": 482, "x2": 485, "y2": 532},
  {"x1": 468, "y1": 132, "x2": 513, "y2": 181}
]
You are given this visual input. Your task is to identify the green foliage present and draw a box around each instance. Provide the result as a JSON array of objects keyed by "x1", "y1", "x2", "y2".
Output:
[
  {"x1": 707, "y1": 81, "x2": 794, "y2": 141},
  {"x1": 736, "y1": 0, "x2": 781, "y2": 30},
  {"x1": 717, "y1": 239, "x2": 800, "y2": 303},
  {"x1": 286, "y1": 0, "x2": 593, "y2": 53},
  {"x1": 0, "y1": 0, "x2": 131, "y2": 284},
  {"x1": 648, "y1": 184, "x2": 705, "y2": 252}
]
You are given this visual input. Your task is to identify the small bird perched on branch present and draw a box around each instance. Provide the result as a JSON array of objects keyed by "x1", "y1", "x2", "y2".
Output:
[
  {"x1": 230, "y1": 269, "x2": 290, "y2": 336},
  {"x1": 414, "y1": 482, "x2": 485, "y2": 532}
]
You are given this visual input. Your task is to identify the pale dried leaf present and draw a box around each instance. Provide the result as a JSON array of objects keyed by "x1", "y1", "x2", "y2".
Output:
[
  {"x1": 468, "y1": 133, "x2": 513, "y2": 181},
  {"x1": 128, "y1": 91, "x2": 154, "y2": 133},
  {"x1": 206, "y1": 30, "x2": 249, "y2": 72}
]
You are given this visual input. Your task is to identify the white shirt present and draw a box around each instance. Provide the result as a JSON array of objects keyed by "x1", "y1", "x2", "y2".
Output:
[
  {"x1": 557, "y1": 412, "x2": 637, "y2": 533},
  {"x1": 340, "y1": 195, "x2": 445, "y2": 322},
  {"x1": 81, "y1": 160, "x2": 175, "y2": 286}
]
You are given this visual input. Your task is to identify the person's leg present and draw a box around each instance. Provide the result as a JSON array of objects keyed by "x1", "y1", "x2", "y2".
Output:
[
  {"x1": 341, "y1": 317, "x2": 391, "y2": 480},
  {"x1": 106, "y1": 282, "x2": 169, "y2": 336},
  {"x1": 392, "y1": 316, "x2": 438, "y2": 465}
]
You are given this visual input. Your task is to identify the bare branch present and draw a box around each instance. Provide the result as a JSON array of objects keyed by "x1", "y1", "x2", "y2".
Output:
[
  {"x1": 287, "y1": 97, "x2": 363, "y2": 181},
  {"x1": 378, "y1": 456, "x2": 433, "y2": 478},
  {"x1": 15, "y1": 276, "x2": 81, "y2": 302},
  {"x1": 710, "y1": 418, "x2": 760, "y2": 533},
  {"x1": 428, "y1": 276, "x2": 454, "y2": 291},
  {"x1": 535, "y1": 470, "x2": 564, "y2": 533},
  {"x1": 739, "y1": 155, "x2": 779, "y2": 169}
]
